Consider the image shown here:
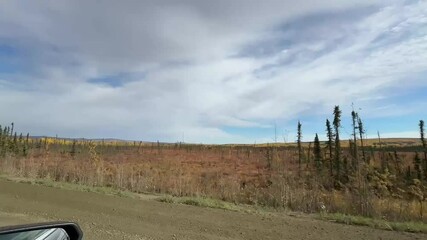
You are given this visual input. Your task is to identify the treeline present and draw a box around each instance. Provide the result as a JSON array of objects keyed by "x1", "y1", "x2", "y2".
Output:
[
  {"x1": 0, "y1": 123, "x2": 30, "y2": 157},
  {"x1": 297, "y1": 105, "x2": 427, "y2": 196},
  {"x1": 297, "y1": 105, "x2": 369, "y2": 183}
]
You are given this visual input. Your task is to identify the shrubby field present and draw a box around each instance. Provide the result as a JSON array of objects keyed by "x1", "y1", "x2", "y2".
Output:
[{"x1": 0, "y1": 107, "x2": 426, "y2": 223}]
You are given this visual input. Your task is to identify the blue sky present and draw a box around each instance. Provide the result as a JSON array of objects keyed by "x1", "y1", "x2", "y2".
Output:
[{"x1": 0, "y1": 0, "x2": 426, "y2": 143}]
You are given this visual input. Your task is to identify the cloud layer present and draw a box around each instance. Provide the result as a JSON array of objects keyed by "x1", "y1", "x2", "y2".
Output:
[{"x1": 0, "y1": 0, "x2": 426, "y2": 143}]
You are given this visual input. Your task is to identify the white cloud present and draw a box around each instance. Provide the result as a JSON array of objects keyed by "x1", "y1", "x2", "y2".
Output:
[{"x1": 0, "y1": 0, "x2": 425, "y2": 143}]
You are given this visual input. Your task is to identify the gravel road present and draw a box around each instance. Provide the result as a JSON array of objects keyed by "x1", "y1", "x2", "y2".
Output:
[{"x1": 0, "y1": 179, "x2": 424, "y2": 240}]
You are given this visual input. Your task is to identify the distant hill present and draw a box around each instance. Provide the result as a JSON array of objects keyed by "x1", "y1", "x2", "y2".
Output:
[{"x1": 28, "y1": 136, "x2": 421, "y2": 147}]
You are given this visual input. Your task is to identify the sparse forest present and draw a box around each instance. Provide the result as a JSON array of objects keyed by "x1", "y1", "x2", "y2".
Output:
[{"x1": 0, "y1": 106, "x2": 426, "y2": 223}]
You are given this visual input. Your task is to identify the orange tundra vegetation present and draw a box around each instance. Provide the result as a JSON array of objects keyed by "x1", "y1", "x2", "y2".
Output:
[{"x1": 0, "y1": 115, "x2": 426, "y2": 223}]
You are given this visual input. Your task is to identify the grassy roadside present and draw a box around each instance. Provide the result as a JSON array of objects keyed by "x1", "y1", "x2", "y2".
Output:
[
  {"x1": 157, "y1": 195, "x2": 247, "y2": 212},
  {"x1": 157, "y1": 196, "x2": 427, "y2": 234},
  {"x1": 0, "y1": 174, "x2": 264, "y2": 213},
  {"x1": 319, "y1": 213, "x2": 427, "y2": 233},
  {"x1": 0, "y1": 175, "x2": 140, "y2": 199},
  {"x1": 1, "y1": 174, "x2": 426, "y2": 234}
]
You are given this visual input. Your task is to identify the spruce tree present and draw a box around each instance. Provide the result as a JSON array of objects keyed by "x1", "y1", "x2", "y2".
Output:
[
  {"x1": 358, "y1": 115, "x2": 366, "y2": 164},
  {"x1": 333, "y1": 106, "x2": 342, "y2": 179},
  {"x1": 10, "y1": 132, "x2": 18, "y2": 154},
  {"x1": 326, "y1": 119, "x2": 334, "y2": 176},
  {"x1": 10, "y1": 122, "x2": 14, "y2": 137},
  {"x1": 313, "y1": 133, "x2": 322, "y2": 172},
  {"x1": 351, "y1": 111, "x2": 359, "y2": 169},
  {"x1": 297, "y1": 121, "x2": 302, "y2": 173},
  {"x1": 26, "y1": 133, "x2": 30, "y2": 147}
]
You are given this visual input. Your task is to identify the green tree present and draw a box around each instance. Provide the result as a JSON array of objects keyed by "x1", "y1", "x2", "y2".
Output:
[
  {"x1": 326, "y1": 119, "x2": 334, "y2": 176},
  {"x1": 11, "y1": 132, "x2": 18, "y2": 154},
  {"x1": 313, "y1": 133, "x2": 322, "y2": 172},
  {"x1": 333, "y1": 106, "x2": 342, "y2": 179},
  {"x1": 351, "y1": 110, "x2": 359, "y2": 169},
  {"x1": 297, "y1": 121, "x2": 302, "y2": 173},
  {"x1": 10, "y1": 122, "x2": 14, "y2": 137},
  {"x1": 358, "y1": 115, "x2": 367, "y2": 164}
]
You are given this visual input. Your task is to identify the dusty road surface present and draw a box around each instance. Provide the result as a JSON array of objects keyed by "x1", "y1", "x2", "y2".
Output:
[{"x1": 0, "y1": 179, "x2": 424, "y2": 240}]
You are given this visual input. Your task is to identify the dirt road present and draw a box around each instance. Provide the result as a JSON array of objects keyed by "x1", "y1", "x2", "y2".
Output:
[{"x1": 0, "y1": 179, "x2": 424, "y2": 240}]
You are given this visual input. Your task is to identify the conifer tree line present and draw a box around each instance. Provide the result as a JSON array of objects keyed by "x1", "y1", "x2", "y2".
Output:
[
  {"x1": 0, "y1": 122, "x2": 30, "y2": 157},
  {"x1": 296, "y1": 105, "x2": 427, "y2": 186}
]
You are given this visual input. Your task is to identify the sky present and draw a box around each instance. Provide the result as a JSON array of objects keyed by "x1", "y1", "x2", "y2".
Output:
[{"x1": 0, "y1": 0, "x2": 426, "y2": 144}]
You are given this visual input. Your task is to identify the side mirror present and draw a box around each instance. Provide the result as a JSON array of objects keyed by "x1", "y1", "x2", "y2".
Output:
[{"x1": 0, "y1": 222, "x2": 83, "y2": 240}]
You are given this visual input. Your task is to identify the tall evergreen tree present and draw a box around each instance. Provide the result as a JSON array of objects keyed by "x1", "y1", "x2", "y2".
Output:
[
  {"x1": 333, "y1": 106, "x2": 342, "y2": 179},
  {"x1": 351, "y1": 111, "x2": 359, "y2": 169},
  {"x1": 10, "y1": 122, "x2": 14, "y2": 137},
  {"x1": 358, "y1": 115, "x2": 366, "y2": 164},
  {"x1": 13, "y1": 132, "x2": 18, "y2": 154},
  {"x1": 313, "y1": 133, "x2": 322, "y2": 172},
  {"x1": 297, "y1": 121, "x2": 302, "y2": 173},
  {"x1": 326, "y1": 119, "x2": 334, "y2": 176}
]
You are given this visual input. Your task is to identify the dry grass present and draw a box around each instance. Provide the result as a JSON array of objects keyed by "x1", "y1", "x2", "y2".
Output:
[
  {"x1": 0, "y1": 139, "x2": 426, "y2": 224},
  {"x1": 0, "y1": 174, "x2": 137, "y2": 198}
]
